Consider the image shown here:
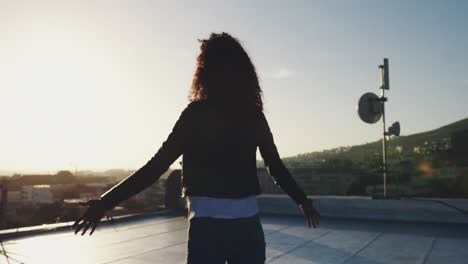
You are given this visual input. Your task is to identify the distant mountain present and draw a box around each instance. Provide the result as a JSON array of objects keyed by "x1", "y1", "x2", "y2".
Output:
[
  {"x1": 284, "y1": 117, "x2": 468, "y2": 166},
  {"x1": 385, "y1": 117, "x2": 468, "y2": 151}
]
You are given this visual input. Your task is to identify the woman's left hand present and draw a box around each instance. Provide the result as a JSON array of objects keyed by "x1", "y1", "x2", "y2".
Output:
[
  {"x1": 300, "y1": 198, "x2": 320, "y2": 228},
  {"x1": 73, "y1": 199, "x2": 106, "y2": 236}
]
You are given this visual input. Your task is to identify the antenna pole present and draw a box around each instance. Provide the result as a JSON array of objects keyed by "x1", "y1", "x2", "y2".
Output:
[
  {"x1": 379, "y1": 58, "x2": 389, "y2": 198},
  {"x1": 381, "y1": 88, "x2": 387, "y2": 198}
]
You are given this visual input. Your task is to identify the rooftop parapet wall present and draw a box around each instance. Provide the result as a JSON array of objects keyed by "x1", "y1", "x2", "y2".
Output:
[{"x1": 257, "y1": 194, "x2": 468, "y2": 224}]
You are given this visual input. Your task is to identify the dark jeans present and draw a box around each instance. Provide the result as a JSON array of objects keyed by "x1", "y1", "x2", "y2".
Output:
[{"x1": 186, "y1": 214, "x2": 266, "y2": 264}]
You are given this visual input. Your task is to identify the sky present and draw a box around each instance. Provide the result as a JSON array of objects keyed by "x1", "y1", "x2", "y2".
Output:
[{"x1": 1, "y1": 0, "x2": 467, "y2": 174}]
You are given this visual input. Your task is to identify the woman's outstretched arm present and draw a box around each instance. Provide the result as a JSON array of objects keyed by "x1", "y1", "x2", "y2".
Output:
[
  {"x1": 99, "y1": 106, "x2": 192, "y2": 210},
  {"x1": 73, "y1": 104, "x2": 193, "y2": 235},
  {"x1": 257, "y1": 112, "x2": 320, "y2": 228}
]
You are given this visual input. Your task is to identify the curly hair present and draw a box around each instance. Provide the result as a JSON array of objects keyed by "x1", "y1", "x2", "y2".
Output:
[{"x1": 189, "y1": 32, "x2": 263, "y2": 113}]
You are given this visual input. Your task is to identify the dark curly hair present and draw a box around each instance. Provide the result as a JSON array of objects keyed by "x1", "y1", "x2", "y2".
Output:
[{"x1": 189, "y1": 32, "x2": 263, "y2": 113}]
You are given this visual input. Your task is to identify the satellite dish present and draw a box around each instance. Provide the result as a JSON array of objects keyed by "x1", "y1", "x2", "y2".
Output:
[
  {"x1": 388, "y1": 122, "x2": 400, "y2": 136},
  {"x1": 357, "y1": 92, "x2": 383, "y2": 124}
]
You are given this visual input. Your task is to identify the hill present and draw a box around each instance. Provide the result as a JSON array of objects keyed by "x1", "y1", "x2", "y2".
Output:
[{"x1": 283, "y1": 117, "x2": 468, "y2": 167}]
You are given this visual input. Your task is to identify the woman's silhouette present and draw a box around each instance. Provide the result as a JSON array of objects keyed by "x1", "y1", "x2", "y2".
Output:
[{"x1": 73, "y1": 32, "x2": 319, "y2": 264}]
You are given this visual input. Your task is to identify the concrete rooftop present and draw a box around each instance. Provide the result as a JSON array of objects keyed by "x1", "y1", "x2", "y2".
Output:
[{"x1": 1, "y1": 213, "x2": 468, "y2": 264}]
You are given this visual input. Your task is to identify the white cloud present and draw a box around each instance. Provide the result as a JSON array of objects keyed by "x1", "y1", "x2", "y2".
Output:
[{"x1": 269, "y1": 68, "x2": 295, "y2": 79}]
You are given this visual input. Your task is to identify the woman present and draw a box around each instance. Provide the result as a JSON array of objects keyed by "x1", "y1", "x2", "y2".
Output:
[{"x1": 73, "y1": 32, "x2": 320, "y2": 264}]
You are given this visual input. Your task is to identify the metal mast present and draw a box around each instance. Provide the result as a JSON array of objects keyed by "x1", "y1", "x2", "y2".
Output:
[{"x1": 379, "y1": 58, "x2": 390, "y2": 198}]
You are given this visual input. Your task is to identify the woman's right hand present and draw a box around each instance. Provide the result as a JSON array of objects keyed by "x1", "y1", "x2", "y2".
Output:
[
  {"x1": 73, "y1": 199, "x2": 106, "y2": 236},
  {"x1": 300, "y1": 198, "x2": 320, "y2": 228}
]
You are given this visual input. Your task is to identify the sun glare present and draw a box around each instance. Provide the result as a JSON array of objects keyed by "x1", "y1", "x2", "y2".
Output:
[{"x1": 2, "y1": 24, "x2": 132, "y2": 172}]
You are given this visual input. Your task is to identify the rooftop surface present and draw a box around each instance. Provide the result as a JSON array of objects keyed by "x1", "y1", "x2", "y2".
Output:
[{"x1": 2, "y1": 213, "x2": 468, "y2": 264}]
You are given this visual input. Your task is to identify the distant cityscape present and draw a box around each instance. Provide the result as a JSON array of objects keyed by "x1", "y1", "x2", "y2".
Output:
[{"x1": 0, "y1": 170, "x2": 173, "y2": 230}]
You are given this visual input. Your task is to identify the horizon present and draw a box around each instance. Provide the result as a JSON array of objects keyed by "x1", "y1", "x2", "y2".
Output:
[
  {"x1": 2, "y1": 0, "x2": 468, "y2": 173},
  {"x1": 2, "y1": 114, "x2": 466, "y2": 176}
]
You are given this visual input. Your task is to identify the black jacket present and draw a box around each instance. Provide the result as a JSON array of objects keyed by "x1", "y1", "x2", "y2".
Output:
[{"x1": 100, "y1": 101, "x2": 307, "y2": 210}]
